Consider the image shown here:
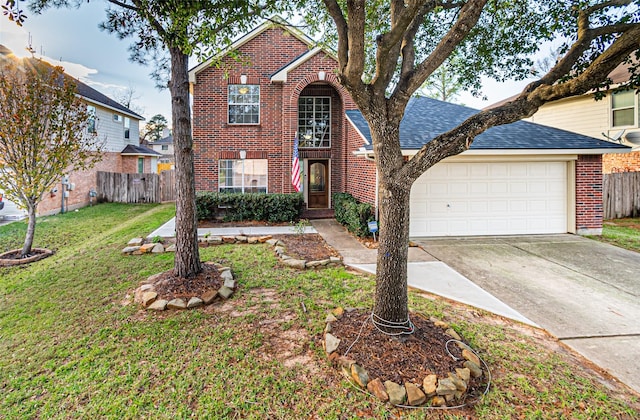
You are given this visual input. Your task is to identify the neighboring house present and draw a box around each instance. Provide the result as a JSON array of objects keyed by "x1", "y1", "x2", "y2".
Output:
[
  {"x1": 495, "y1": 64, "x2": 640, "y2": 174},
  {"x1": 189, "y1": 19, "x2": 630, "y2": 237},
  {"x1": 1, "y1": 45, "x2": 160, "y2": 215},
  {"x1": 149, "y1": 135, "x2": 175, "y2": 164}
]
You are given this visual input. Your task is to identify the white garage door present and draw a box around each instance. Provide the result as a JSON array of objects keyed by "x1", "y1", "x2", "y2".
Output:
[{"x1": 410, "y1": 161, "x2": 567, "y2": 237}]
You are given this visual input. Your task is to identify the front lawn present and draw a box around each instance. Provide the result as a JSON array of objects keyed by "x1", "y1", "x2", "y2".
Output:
[
  {"x1": 592, "y1": 218, "x2": 640, "y2": 253},
  {"x1": 1, "y1": 203, "x2": 638, "y2": 418}
]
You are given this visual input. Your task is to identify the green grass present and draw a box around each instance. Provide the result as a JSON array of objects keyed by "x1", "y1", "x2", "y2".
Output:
[
  {"x1": 1, "y1": 203, "x2": 638, "y2": 419},
  {"x1": 590, "y1": 218, "x2": 640, "y2": 253}
]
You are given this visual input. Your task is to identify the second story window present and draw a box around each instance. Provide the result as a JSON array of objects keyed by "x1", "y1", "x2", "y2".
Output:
[
  {"x1": 161, "y1": 145, "x2": 168, "y2": 151},
  {"x1": 124, "y1": 117, "x2": 131, "y2": 139},
  {"x1": 228, "y1": 84, "x2": 260, "y2": 124},
  {"x1": 612, "y1": 90, "x2": 636, "y2": 127},
  {"x1": 87, "y1": 105, "x2": 96, "y2": 133},
  {"x1": 298, "y1": 97, "x2": 331, "y2": 148}
]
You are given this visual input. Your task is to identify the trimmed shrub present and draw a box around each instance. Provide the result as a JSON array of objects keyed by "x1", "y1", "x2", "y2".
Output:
[
  {"x1": 332, "y1": 192, "x2": 374, "y2": 237},
  {"x1": 196, "y1": 192, "x2": 303, "y2": 222}
]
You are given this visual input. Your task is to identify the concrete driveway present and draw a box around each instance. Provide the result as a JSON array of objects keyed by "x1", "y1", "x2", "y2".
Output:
[{"x1": 414, "y1": 234, "x2": 640, "y2": 394}]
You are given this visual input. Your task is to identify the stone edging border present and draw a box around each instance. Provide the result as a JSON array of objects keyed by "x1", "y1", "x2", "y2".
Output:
[
  {"x1": 0, "y1": 248, "x2": 54, "y2": 267},
  {"x1": 122, "y1": 235, "x2": 343, "y2": 270},
  {"x1": 323, "y1": 308, "x2": 485, "y2": 408},
  {"x1": 133, "y1": 262, "x2": 236, "y2": 311}
]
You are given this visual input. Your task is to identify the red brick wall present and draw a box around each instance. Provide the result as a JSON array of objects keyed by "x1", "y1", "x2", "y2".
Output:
[
  {"x1": 37, "y1": 152, "x2": 122, "y2": 215},
  {"x1": 192, "y1": 26, "x2": 360, "y2": 209},
  {"x1": 344, "y1": 122, "x2": 377, "y2": 206},
  {"x1": 575, "y1": 155, "x2": 603, "y2": 234},
  {"x1": 603, "y1": 151, "x2": 640, "y2": 173}
]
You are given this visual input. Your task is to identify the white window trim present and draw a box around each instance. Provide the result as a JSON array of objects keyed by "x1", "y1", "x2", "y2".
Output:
[
  {"x1": 298, "y1": 96, "x2": 331, "y2": 148},
  {"x1": 228, "y1": 84, "x2": 260, "y2": 125},
  {"x1": 218, "y1": 159, "x2": 268, "y2": 193},
  {"x1": 611, "y1": 90, "x2": 638, "y2": 128}
]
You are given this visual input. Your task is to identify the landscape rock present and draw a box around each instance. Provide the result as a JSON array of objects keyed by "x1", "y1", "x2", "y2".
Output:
[
  {"x1": 223, "y1": 277, "x2": 236, "y2": 289},
  {"x1": 187, "y1": 297, "x2": 204, "y2": 308},
  {"x1": 201, "y1": 290, "x2": 218, "y2": 304},
  {"x1": 367, "y1": 378, "x2": 389, "y2": 402},
  {"x1": 333, "y1": 355, "x2": 355, "y2": 370},
  {"x1": 431, "y1": 396, "x2": 447, "y2": 407},
  {"x1": 218, "y1": 286, "x2": 234, "y2": 299},
  {"x1": 445, "y1": 328, "x2": 461, "y2": 340},
  {"x1": 235, "y1": 235, "x2": 248, "y2": 243},
  {"x1": 436, "y1": 378, "x2": 457, "y2": 396},
  {"x1": 140, "y1": 284, "x2": 154, "y2": 292},
  {"x1": 331, "y1": 307, "x2": 344, "y2": 318},
  {"x1": 147, "y1": 299, "x2": 167, "y2": 311},
  {"x1": 384, "y1": 381, "x2": 406, "y2": 405},
  {"x1": 274, "y1": 246, "x2": 286, "y2": 255},
  {"x1": 324, "y1": 322, "x2": 332, "y2": 333},
  {"x1": 405, "y1": 382, "x2": 426, "y2": 406},
  {"x1": 141, "y1": 291, "x2": 158, "y2": 307},
  {"x1": 325, "y1": 313, "x2": 338, "y2": 323},
  {"x1": 282, "y1": 259, "x2": 306, "y2": 269},
  {"x1": 167, "y1": 298, "x2": 187, "y2": 309},
  {"x1": 266, "y1": 239, "x2": 279, "y2": 246},
  {"x1": 258, "y1": 235, "x2": 273, "y2": 243},
  {"x1": 350, "y1": 364, "x2": 369, "y2": 388},
  {"x1": 305, "y1": 260, "x2": 323, "y2": 268},
  {"x1": 207, "y1": 236, "x2": 222, "y2": 245},
  {"x1": 455, "y1": 367, "x2": 471, "y2": 383},
  {"x1": 324, "y1": 333, "x2": 340, "y2": 355},
  {"x1": 462, "y1": 349, "x2": 480, "y2": 366},
  {"x1": 151, "y1": 243, "x2": 165, "y2": 253},
  {"x1": 329, "y1": 256, "x2": 341, "y2": 264},
  {"x1": 247, "y1": 237, "x2": 259, "y2": 244},
  {"x1": 122, "y1": 246, "x2": 141, "y2": 254},
  {"x1": 422, "y1": 374, "x2": 438, "y2": 397},
  {"x1": 222, "y1": 236, "x2": 235, "y2": 244},
  {"x1": 449, "y1": 373, "x2": 467, "y2": 392},
  {"x1": 430, "y1": 317, "x2": 449, "y2": 329},
  {"x1": 128, "y1": 237, "x2": 144, "y2": 246},
  {"x1": 165, "y1": 244, "x2": 176, "y2": 252},
  {"x1": 140, "y1": 243, "x2": 156, "y2": 253},
  {"x1": 464, "y1": 360, "x2": 483, "y2": 378}
]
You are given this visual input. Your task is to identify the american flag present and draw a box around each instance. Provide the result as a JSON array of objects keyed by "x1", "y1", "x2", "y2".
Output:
[{"x1": 291, "y1": 134, "x2": 302, "y2": 192}]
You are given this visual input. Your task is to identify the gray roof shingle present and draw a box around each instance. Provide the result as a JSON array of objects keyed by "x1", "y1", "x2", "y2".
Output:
[{"x1": 346, "y1": 96, "x2": 629, "y2": 151}]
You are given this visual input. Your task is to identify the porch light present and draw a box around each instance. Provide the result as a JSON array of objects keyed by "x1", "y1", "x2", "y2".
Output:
[
  {"x1": 318, "y1": 71, "x2": 326, "y2": 80},
  {"x1": 239, "y1": 150, "x2": 247, "y2": 160}
]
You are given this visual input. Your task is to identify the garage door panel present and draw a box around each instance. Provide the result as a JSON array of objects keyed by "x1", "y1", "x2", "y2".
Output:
[{"x1": 410, "y1": 161, "x2": 568, "y2": 236}]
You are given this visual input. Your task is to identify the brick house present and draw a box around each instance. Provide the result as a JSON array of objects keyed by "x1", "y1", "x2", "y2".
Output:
[
  {"x1": 189, "y1": 19, "x2": 630, "y2": 236},
  {"x1": 1, "y1": 46, "x2": 160, "y2": 216}
]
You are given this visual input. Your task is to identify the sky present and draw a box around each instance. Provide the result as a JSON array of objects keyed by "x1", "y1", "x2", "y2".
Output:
[{"x1": 0, "y1": 2, "x2": 536, "y2": 127}]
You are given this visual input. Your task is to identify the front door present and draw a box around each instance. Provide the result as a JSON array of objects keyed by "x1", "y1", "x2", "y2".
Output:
[{"x1": 308, "y1": 160, "x2": 329, "y2": 208}]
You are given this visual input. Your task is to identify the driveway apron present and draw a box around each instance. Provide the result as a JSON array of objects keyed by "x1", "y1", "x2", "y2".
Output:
[{"x1": 415, "y1": 234, "x2": 640, "y2": 394}]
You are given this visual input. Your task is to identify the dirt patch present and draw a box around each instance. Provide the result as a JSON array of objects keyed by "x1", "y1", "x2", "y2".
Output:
[{"x1": 272, "y1": 234, "x2": 339, "y2": 261}]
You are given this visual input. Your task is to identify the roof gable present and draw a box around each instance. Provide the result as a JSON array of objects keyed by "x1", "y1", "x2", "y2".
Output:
[
  {"x1": 189, "y1": 17, "x2": 332, "y2": 84},
  {"x1": 347, "y1": 96, "x2": 630, "y2": 152}
]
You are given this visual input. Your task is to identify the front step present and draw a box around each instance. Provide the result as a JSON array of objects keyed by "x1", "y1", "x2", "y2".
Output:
[{"x1": 301, "y1": 208, "x2": 334, "y2": 220}]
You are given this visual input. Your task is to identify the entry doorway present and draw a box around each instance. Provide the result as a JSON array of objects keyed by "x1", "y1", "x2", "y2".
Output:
[{"x1": 307, "y1": 159, "x2": 329, "y2": 208}]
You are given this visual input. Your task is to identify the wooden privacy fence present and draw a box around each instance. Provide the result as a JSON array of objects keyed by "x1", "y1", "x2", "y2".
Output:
[
  {"x1": 603, "y1": 172, "x2": 640, "y2": 219},
  {"x1": 97, "y1": 171, "x2": 176, "y2": 204}
]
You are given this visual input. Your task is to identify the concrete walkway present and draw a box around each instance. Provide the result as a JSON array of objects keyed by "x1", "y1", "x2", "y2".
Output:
[
  {"x1": 148, "y1": 217, "x2": 317, "y2": 239},
  {"x1": 310, "y1": 219, "x2": 536, "y2": 325}
]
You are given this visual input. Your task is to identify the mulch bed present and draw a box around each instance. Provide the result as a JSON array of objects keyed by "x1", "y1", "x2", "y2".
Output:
[
  {"x1": 151, "y1": 264, "x2": 223, "y2": 301},
  {"x1": 198, "y1": 219, "x2": 290, "y2": 228},
  {"x1": 330, "y1": 310, "x2": 483, "y2": 390},
  {"x1": 0, "y1": 248, "x2": 54, "y2": 267},
  {"x1": 272, "y1": 234, "x2": 340, "y2": 261}
]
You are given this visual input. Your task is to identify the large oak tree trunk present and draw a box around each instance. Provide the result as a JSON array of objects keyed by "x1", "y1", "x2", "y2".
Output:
[
  {"x1": 370, "y1": 118, "x2": 413, "y2": 332},
  {"x1": 169, "y1": 47, "x2": 201, "y2": 278}
]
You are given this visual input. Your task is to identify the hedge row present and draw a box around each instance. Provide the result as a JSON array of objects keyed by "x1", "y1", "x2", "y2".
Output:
[
  {"x1": 196, "y1": 192, "x2": 304, "y2": 222},
  {"x1": 333, "y1": 192, "x2": 374, "y2": 237}
]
